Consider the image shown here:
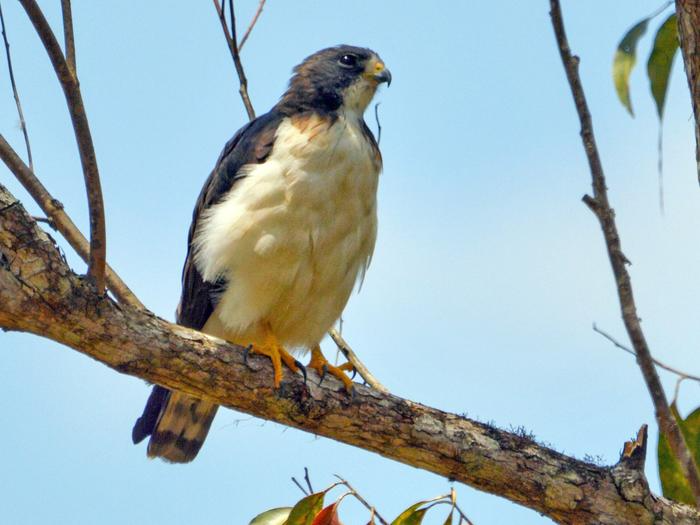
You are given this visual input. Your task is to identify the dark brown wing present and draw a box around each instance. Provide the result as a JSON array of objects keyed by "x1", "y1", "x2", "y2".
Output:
[
  {"x1": 176, "y1": 110, "x2": 283, "y2": 329},
  {"x1": 132, "y1": 111, "x2": 282, "y2": 449}
]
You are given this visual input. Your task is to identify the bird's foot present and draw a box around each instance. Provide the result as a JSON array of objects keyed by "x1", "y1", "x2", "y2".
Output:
[
  {"x1": 246, "y1": 333, "x2": 302, "y2": 388},
  {"x1": 308, "y1": 346, "x2": 354, "y2": 393}
]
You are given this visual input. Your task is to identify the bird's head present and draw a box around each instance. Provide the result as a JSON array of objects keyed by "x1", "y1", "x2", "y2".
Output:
[{"x1": 277, "y1": 45, "x2": 391, "y2": 117}]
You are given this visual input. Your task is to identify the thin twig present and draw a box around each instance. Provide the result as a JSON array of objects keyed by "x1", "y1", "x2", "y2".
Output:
[
  {"x1": 454, "y1": 502, "x2": 475, "y2": 525},
  {"x1": 60, "y1": 0, "x2": 75, "y2": 74},
  {"x1": 0, "y1": 1, "x2": 34, "y2": 172},
  {"x1": 18, "y1": 0, "x2": 106, "y2": 293},
  {"x1": 0, "y1": 135, "x2": 142, "y2": 309},
  {"x1": 303, "y1": 467, "x2": 313, "y2": 494},
  {"x1": 673, "y1": 376, "x2": 687, "y2": 406},
  {"x1": 238, "y1": 0, "x2": 265, "y2": 51},
  {"x1": 328, "y1": 328, "x2": 389, "y2": 393},
  {"x1": 593, "y1": 324, "x2": 700, "y2": 382},
  {"x1": 550, "y1": 0, "x2": 700, "y2": 506},
  {"x1": 212, "y1": 0, "x2": 255, "y2": 120},
  {"x1": 334, "y1": 475, "x2": 389, "y2": 525},
  {"x1": 291, "y1": 476, "x2": 309, "y2": 496}
]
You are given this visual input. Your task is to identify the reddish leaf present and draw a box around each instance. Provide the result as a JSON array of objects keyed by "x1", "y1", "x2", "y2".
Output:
[{"x1": 311, "y1": 502, "x2": 343, "y2": 525}]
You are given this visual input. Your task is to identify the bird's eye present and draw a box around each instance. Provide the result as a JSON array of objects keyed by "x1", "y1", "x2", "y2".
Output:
[{"x1": 338, "y1": 54, "x2": 358, "y2": 68}]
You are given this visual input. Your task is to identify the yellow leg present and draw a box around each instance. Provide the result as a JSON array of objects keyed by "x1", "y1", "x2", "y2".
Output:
[
  {"x1": 308, "y1": 345, "x2": 354, "y2": 392},
  {"x1": 247, "y1": 327, "x2": 300, "y2": 388}
]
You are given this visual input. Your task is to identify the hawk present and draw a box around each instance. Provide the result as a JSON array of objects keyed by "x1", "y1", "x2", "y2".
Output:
[{"x1": 132, "y1": 45, "x2": 391, "y2": 462}]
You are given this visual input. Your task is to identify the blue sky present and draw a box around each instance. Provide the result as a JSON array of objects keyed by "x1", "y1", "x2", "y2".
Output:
[{"x1": 1, "y1": 1, "x2": 699, "y2": 523}]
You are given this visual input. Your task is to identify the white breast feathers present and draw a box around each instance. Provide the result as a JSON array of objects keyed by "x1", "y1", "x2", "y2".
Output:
[{"x1": 193, "y1": 113, "x2": 381, "y2": 349}]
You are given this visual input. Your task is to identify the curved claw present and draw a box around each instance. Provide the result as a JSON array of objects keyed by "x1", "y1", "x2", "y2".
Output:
[
  {"x1": 350, "y1": 368, "x2": 357, "y2": 380},
  {"x1": 295, "y1": 360, "x2": 308, "y2": 384},
  {"x1": 319, "y1": 363, "x2": 329, "y2": 386}
]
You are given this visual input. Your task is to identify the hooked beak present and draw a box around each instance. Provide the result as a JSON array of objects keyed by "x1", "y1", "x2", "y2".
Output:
[{"x1": 374, "y1": 68, "x2": 392, "y2": 86}]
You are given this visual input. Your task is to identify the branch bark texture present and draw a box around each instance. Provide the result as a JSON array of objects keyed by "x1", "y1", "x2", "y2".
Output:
[
  {"x1": 550, "y1": 0, "x2": 700, "y2": 508},
  {"x1": 1, "y1": 185, "x2": 698, "y2": 525}
]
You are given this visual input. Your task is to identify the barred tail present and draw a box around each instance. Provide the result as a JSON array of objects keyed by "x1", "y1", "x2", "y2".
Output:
[{"x1": 132, "y1": 386, "x2": 218, "y2": 463}]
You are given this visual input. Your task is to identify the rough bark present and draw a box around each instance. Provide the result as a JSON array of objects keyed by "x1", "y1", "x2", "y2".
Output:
[
  {"x1": 676, "y1": 0, "x2": 700, "y2": 185},
  {"x1": 1, "y1": 185, "x2": 698, "y2": 524}
]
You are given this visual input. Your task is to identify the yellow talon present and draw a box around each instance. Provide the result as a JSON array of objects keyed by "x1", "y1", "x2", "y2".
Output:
[
  {"x1": 248, "y1": 330, "x2": 299, "y2": 388},
  {"x1": 308, "y1": 345, "x2": 354, "y2": 392}
]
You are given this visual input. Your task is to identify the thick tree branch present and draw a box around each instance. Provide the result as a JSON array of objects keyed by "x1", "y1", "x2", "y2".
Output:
[
  {"x1": 550, "y1": 0, "x2": 700, "y2": 507},
  {"x1": 1, "y1": 185, "x2": 698, "y2": 525},
  {"x1": 18, "y1": 0, "x2": 106, "y2": 292},
  {"x1": 675, "y1": 0, "x2": 700, "y2": 185}
]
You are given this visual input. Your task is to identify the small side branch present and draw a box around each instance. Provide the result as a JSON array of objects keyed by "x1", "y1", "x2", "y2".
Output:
[
  {"x1": 0, "y1": 1, "x2": 33, "y2": 171},
  {"x1": 213, "y1": 0, "x2": 256, "y2": 120},
  {"x1": 328, "y1": 328, "x2": 388, "y2": 393},
  {"x1": 238, "y1": 0, "x2": 265, "y2": 51},
  {"x1": 550, "y1": 0, "x2": 700, "y2": 506},
  {"x1": 593, "y1": 324, "x2": 700, "y2": 383},
  {"x1": 60, "y1": 0, "x2": 75, "y2": 74},
  {"x1": 18, "y1": 0, "x2": 106, "y2": 293}
]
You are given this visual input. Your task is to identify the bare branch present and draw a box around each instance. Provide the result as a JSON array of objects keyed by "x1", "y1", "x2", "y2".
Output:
[
  {"x1": 593, "y1": 324, "x2": 700, "y2": 383},
  {"x1": 334, "y1": 475, "x2": 389, "y2": 525},
  {"x1": 60, "y1": 0, "x2": 75, "y2": 74},
  {"x1": 238, "y1": 0, "x2": 265, "y2": 51},
  {"x1": 1, "y1": 184, "x2": 699, "y2": 524},
  {"x1": 213, "y1": 0, "x2": 256, "y2": 120},
  {"x1": 0, "y1": 135, "x2": 142, "y2": 310},
  {"x1": 18, "y1": 0, "x2": 106, "y2": 293},
  {"x1": 0, "y1": 1, "x2": 34, "y2": 171},
  {"x1": 549, "y1": 0, "x2": 700, "y2": 507}
]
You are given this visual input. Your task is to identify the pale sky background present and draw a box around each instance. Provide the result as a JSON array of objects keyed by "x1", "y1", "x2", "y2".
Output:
[{"x1": 1, "y1": 1, "x2": 699, "y2": 524}]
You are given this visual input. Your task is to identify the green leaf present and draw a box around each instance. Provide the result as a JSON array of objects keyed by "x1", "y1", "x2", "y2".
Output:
[
  {"x1": 647, "y1": 13, "x2": 679, "y2": 119},
  {"x1": 248, "y1": 507, "x2": 293, "y2": 525},
  {"x1": 390, "y1": 495, "x2": 450, "y2": 525},
  {"x1": 658, "y1": 404, "x2": 700, "y2": 506},
  {"x1": 613, "y1": 17, "x2": 650, "y2": 116},
  {"x1": 391, "y1": 508, "x2": 428, "y2": 525},
  {"x1": 285, "y1": 492, "x2": 326, "y2": 525}
]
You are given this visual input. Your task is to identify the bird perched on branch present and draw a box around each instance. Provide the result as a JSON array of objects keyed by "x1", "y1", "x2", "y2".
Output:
[{"x1": 132, "y1": 45, "x2": 391, "y2": 463}]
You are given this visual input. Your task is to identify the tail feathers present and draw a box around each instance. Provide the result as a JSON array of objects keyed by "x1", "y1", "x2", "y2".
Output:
[
  {"x1": 132, "y1": 386, "x2": 218, "y2": 463},
  {"x1": 132, "y1": 385, "x2": 170, "y2": 445}
]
